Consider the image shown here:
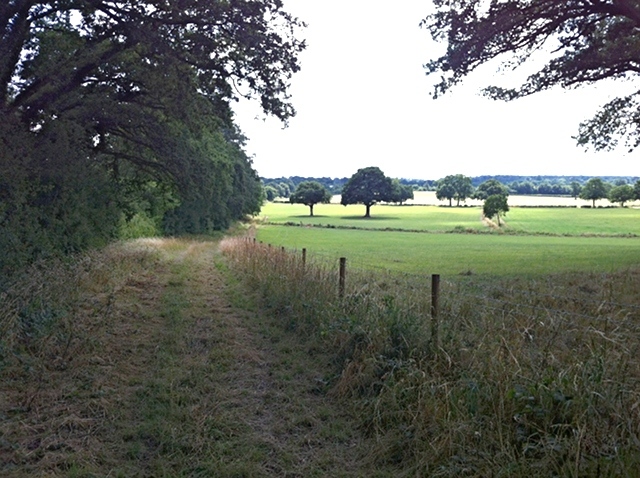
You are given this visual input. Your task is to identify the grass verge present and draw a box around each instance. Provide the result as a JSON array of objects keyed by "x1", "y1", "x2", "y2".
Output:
[{"x1": 221, "y1": 236, "x2": 640, "y2": 477}]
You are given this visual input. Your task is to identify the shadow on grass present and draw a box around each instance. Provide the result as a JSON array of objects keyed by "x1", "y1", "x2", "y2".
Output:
[{"x1": 339, "y1": 216, "x2": 400, "y2": 221}]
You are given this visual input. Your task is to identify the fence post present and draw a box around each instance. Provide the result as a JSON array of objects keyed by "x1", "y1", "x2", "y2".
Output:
[
  {"x1": 302, "y1": 248, "x2": 307, "y2": 272},
  {"x1": 431, "y1": 274, "x2": 440, "y2": 346},
  {"x1": 339, "y1": 257, "x2": 347, "y2": 299}
]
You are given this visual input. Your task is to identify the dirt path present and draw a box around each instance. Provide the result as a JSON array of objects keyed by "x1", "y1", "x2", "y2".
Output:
[{"x1": 1, "y1": 239, "x2": 387, "y2": 477}]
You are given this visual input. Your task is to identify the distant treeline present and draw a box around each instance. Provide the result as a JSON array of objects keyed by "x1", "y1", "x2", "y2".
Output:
[{"x1": 262, "y1": 175, "x2": 640, "y2": 198}]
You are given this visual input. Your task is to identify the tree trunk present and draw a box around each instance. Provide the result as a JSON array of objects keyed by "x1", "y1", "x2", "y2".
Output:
[
  {"x1": 592, "y1": 199, "x2": 596, "y2": 208},
  {"x1": 365, "y1": 204, "x2": 371, "y2": 218},
  {"x1": 309, "y1": 204, "x2": 314, "y2": 216},
  {"x1": 448, "y1": 198, "x2": 452, "y2": 207}
]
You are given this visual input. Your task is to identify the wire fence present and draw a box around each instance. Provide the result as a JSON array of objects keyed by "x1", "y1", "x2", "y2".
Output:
[
  {"x1": 231, "y1": 236, "x2": 640, "y2": 341},
  {"x1": 220, "y1": 235, "x2": 640, "y2": 473}
]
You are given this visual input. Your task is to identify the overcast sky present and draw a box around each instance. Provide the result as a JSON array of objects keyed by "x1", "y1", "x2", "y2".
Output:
[{"x1": 232, "y1": 0, "x2": 638, "y2": 180}]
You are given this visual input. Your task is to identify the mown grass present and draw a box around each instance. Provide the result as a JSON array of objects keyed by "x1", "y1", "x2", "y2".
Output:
[
  {"x1": 0, "y1": 238, "x2": 397, "y2": 477},
  {"x1": 505, "y1": 207, "x2": 640, "y2": 235},
  {"x1": 221, "y1": 236, "x2": 640, "y2": 477},
  {"x1": 260, "y1": 202, "x2": 640, "y2": 236},
  {"x1": 261, "y1": 203, "x2": 487, "y2": 232},
  {"x1": 256, "y1": 225, "x2": 640, "y2": 276}
]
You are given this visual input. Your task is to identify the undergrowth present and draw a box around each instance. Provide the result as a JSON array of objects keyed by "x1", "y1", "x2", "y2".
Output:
[
  {"x1": 0, "y1": 241, "x2": 159, "y2": 373},
  {"x1": 220, "y1": 236, "x2": 640, "y2": 477},
  {"x1": 0, "y1": 240, "x2": 161, "y2": 474}
]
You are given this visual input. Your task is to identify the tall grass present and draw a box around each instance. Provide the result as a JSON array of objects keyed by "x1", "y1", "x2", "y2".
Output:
[
  {"x1": 0, "y1": 240, "x2": 159, "y2": 397},
  {"x1": 221, "y1": 236, "x2": 640, "y2": 476}
]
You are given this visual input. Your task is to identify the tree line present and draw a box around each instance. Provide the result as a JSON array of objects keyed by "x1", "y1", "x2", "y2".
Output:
[
  {"x1": 0, "y1": 1, "x2": 305, "y2": 286},
  {"x1": 264, "y1": 175, "x2": 640, "y2": 201},
  {"x1": 281, "y1": 170, "x2": 640, "y2": 227},
  {"x1": 282, "y1": 169, "x2": 512, "y2": 225}
]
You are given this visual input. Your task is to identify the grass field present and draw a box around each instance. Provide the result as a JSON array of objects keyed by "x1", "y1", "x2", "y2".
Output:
[
  {"x1": 256, "y1": 202, "x2": 640, "y2": 275},
  {"x1": 260, "y1": 202, "x2": 640, "y2": 236},
  {"x1": 261, "y1": 203, "x2": 486, "y2": 232},
  {"x1": 256, "y1": 226, "x2": 640, "y2": 275}
]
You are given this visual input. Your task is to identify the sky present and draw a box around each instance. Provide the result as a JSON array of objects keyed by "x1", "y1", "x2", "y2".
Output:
[{"x1": 232, "y1": 0, "x2": 638, "y2": 181}]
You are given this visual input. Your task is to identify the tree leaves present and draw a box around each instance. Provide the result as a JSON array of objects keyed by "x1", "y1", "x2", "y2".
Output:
[
  {"x1": 0, "y1": 0, "x2": 302, "y2": 281},
  {"x1": 423, "y1": 0, "x2": 640, "y2": 150}
]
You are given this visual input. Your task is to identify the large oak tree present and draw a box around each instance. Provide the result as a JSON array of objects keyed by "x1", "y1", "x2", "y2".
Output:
[
  {"x1": 340, "y1": 167, "x2": 396, "y2": 218},
  {"x1": 423, "y1": 0, "x2": 640, "y2": 151}
]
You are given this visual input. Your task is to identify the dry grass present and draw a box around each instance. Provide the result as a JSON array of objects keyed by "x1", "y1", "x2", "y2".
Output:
[
  {"x1": 0, "y1": 240, "x2": 162, "y2": 475},
  {"x1": 0, "y1": 237, "x2": 395, "y2": 477},
  {"x1": 221, "y1": 236, "x2": 640, "y2": 476}
]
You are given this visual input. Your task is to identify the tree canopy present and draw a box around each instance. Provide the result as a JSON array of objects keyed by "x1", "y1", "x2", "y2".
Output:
[
  {"x1": 608, "y1": 184, "x2": 634, "y2": 206},
  {"x1": 473, "y1": 179, "x2": 509, "y2": 201},
  {"x1": 579, "y1": 178, "x2": 609, "y2": 207},
  {"x1": 0, "y1": 0, "x2": 305, "y2": 284},
  {"x1": 436, "y1": 174, "x2": 474, "y2": 206},
  {"x1": 290, "y1": 181, "x2": 332, "y2": 216},
  {"x1": 340, "y1": 167, "x2": 396, "y2": 218},
  {"x1": 391, "y1": 180, "x2": 415, "y2": 204},
  {"x1": 483, "y1": 194, "x2": 510, "y2": 226},
  {"x1": 423, "y1": 1, "x2": 640, "y2": 151}
]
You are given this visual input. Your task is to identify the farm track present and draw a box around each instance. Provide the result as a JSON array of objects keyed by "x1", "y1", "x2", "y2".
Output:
[{"x1": 1, "y1": 239, "x2": 387, "y2": 477}]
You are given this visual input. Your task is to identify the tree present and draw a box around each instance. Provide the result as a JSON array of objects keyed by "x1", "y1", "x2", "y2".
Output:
[
  {"x1": 436, "y1": 174, "x2": 474, "y2": 206},
  {"x1": 435, "y1": 180, "x2": 456, "y2": 207},
  {"x1": 0, "y1": 1, "x2": 304, "y2": 281},
  {"x1": 422, "y1": 1, "x2": 640, "y2": 151},
  {"x1": 391, "y1": 180, "x2": 415, "y2": 204},
  {"x1": 513, "y1": 181, "x2": 536, "y2": 195},
  {"x1": 264, "y1": 186, "x2": 278, "y2": 202},
  {"x1": 634, "y1": 180, "x2": 640, "y2": 200},
  {"x1": 608, "y1": 184, "x2": 634, "y2": 207},
  {"x1": 483, "y1": 194, "x2": 509, "y2": 226},
  {"x1": 473, "y1": 179, "x2": 509, "y2": 201},
  {"x1": 290, "y1": 181, "x2": 332, "y2": 216},
  {"x1": 570, "y1": 181, "x2": 583, "y2": 200},
  {"x1": 340, "y1": 167, "x2": 395, "y2": 218},
  {"x1": 579, "y1": 178, "x2": 609, "y2": 207}
]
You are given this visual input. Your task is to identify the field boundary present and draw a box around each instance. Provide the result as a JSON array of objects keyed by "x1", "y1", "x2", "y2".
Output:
[
  {"x1": 237, "y1": 236, "x2": 640, "y2": 329},
  {"x1": 221, "y1": 234, "x2": 640, "y2": 475},
  {"x1": 262, "y1": 219, "x2": 640, "y2": 239}
]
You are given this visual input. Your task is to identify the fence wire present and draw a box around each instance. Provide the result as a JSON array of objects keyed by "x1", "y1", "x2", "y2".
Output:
[{"x1": 234, "y1": 236, "x2": 640, "y2": 328}]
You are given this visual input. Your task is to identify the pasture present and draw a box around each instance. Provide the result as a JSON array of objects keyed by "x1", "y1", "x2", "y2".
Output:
[{"x1": 256, "y1": 202, "x2": 640, "y2": 275}]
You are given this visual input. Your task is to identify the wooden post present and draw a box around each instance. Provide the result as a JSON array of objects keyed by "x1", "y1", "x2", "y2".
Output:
[
  {"x1": 302, "y1": 248, "x2": 307, "y2": 272},
  {"x1": 339, "y1": 257, "x2": 346, "y2": 299},
  {"x1": 431, "y1": 274, "x2": 440, "y2": 346}
]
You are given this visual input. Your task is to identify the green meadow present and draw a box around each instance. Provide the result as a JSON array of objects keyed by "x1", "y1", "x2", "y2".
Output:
[
  {"x1": 260, "y1": 202, "x2": 640, "y2": 235},
  {"x1": 256, "y1": 203, "x2": 640, "y2": 275},
  {"x1": 260, "y1": 202, "x2": 486, "y2": 231}
]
